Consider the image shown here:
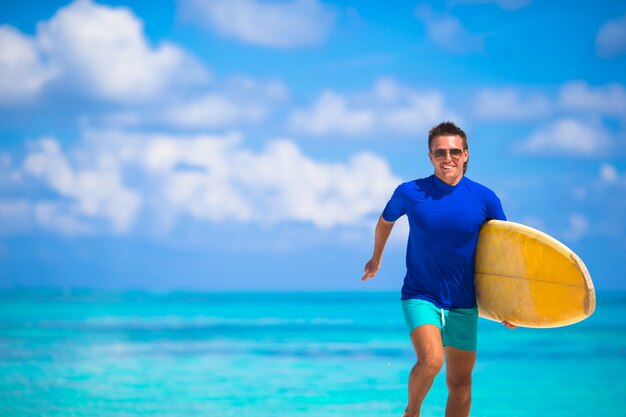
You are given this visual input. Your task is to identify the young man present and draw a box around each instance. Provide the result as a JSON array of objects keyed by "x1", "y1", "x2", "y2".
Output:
[{"x1": 361, "y1": 121, "x2": 512, "y2": 417}]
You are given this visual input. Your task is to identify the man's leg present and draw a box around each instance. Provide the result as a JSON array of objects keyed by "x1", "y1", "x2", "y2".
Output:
[
  {"x1": 404, "y1": 324, "x2": 444, "y2": 417},
  {"x1": 443, "y1": 346, "x2": 476, "y2": 417}
]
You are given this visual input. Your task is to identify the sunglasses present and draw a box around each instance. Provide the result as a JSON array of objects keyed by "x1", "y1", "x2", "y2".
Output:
[{"x1": 432, "y1": 148, "x2": 464, "y2": 159}]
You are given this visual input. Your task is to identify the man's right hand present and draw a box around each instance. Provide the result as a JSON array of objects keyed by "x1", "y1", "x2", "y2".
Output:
[
  {"x1": 361, "y1": 258, "x2": 380, "y2": 281},
  {"x1": 361, "y1": 216, "x2": 394, "y2": 282}
]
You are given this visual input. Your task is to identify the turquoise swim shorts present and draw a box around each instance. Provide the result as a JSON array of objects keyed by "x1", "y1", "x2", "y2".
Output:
[{"x1": 401, "y1": 298, "x2": 478, "y2": 351}]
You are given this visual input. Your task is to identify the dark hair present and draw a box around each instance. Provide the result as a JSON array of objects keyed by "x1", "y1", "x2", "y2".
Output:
[{"x1": 428, "y1": 121, "x2": 468, "y2": 174}]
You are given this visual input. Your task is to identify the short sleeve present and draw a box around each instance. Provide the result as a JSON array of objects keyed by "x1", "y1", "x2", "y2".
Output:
[
  {"x1": 486, "y1": 193, "x2": 506, "y2": 221},
  {"x1": 381, "y1": 185, "x2": 406, "y2": 222}
]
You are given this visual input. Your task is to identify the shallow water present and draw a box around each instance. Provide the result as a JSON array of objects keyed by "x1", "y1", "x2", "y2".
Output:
[{"x1": 1, "y1": 290, "x2": 624, "y2": 416}]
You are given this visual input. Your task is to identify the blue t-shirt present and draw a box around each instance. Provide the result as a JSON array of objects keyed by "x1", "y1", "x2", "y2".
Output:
[{"x1": 382, "y1": 175, "x2": 506, "y2": 309}]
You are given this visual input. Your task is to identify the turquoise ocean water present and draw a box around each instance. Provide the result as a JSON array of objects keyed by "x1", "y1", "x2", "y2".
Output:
[{"x1": 1, "y1": 290, "x2": 625, "y2": 417}]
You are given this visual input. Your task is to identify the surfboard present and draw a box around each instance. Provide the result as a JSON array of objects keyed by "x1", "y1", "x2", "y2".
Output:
[{"x1": 474, "y1": 220, "x2": 595, "y2": 328}]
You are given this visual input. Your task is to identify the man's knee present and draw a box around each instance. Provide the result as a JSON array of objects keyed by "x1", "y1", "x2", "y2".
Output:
[
  {"x1": 416, "y1": 354, "x2": 444, "y2": 378},
  {"x1": 447, "y1": 373, "x2": 472, "y2": 395}
]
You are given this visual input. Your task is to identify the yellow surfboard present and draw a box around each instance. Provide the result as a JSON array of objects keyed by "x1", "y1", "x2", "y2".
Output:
[{"x1": 475, "y1": 220, "x2": 595, "y2": 328}]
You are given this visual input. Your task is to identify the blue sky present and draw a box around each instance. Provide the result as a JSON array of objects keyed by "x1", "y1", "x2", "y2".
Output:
[{"x1": 1, "y1": 0, "x2": 625, "y2": 291}]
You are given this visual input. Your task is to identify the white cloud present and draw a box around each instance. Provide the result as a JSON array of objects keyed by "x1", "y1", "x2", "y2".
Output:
[
  {"x1": 562, "y1": 214, "x2": 589, "y2": 242},
  {"x1": 23, "y1": 137, "x2": 142, "y2": 233},
  {"x1": 234, "y1": 141, "x2": 400, "y2": 228},
  {"x1": 34, "y1": 202, "x2": 94, "y2": 236},
  {"x1": 179, "y1": 0, "x2": 336, "y2": 49},
  {"x1": 0, "y1": 152, "x2": 20, "y2": 185},
  {"x1": 494, "y1": 0, "x2": 532, "y2": 9},
  {"x1": 559, "y1": 81, "x2": 626, "y2": 118},
  {"x1": 107, "y1": 94, "x2": 267, "y2": 129},
  {"x1": 473, "y1": 88, "x2": 551, "y2": 120},
  {"x1": 12, "y1": 130, "x2": 401, "y2": 235},
  {"x1": 0, "y1": 200, "x2": 32, "y2": 235},
  {"x1": 595, "y1": 14, "x2": 626, "y2": 58},
  {"x1": 288, "y1": 91, "x2": 374, "y2": 136},
  {"x1": 222, "y1": 75, "x2": 289, "y2": 102},
  {"x1": 134, "y1": 131, "x2": 401, "y2": 229},
  {"x1": 0, "y1": 0, "x2": 209, "y2": 104},
  {"x1": 471, "y1": 81, "x2": 626, "y2": 123},
  {"x1": 137, "y1": 132, "x2": 255, "y2": 223},
  {"x1": 164, "y1": 94, "x2": 266, "y2": 128},
  {"x1": 288, "y1": 78, "x2": 456, "y2": 137},
  {"x1": 567, "y1": 164, "x2": 626, "y2": 241},
  {"x1": 449, "y1": 0, "x2": 532, "y2": 10},
  {"x1": 40, "y1": 0, "x2": 208, "y2": 101},
  {"x1": 515, "y1": 119, "x2": 611, "y2": 156},
  {"x1": 600, "y1": 164, "x2": 618, "y2": 183},
  {"x1": 0, "y1": 26, "x2": 57, "y2": 103},
  {"x1": 384, "y1": 91, "x2": 450, "y2": 135},
  {"x1": 102, "y1": 77, "x2": 289, "y2": 129},
  {"x1": 415, "y1": 4, "x2": 484, "y2": 54}
]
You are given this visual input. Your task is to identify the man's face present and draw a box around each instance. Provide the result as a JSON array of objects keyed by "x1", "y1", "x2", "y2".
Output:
[{"x1": 429, "y1": 135, "x2": 468, "y2": 186}]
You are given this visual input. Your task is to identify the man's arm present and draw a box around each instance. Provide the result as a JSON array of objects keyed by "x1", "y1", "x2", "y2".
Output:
[{"x1": 361, "y1": 215, "x2": 395, "y2": 281}]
